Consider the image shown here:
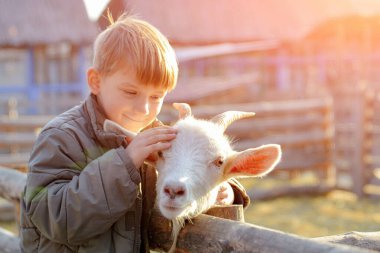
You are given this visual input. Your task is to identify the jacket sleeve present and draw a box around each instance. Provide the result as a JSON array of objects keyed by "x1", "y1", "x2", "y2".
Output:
[
  {"x1": 228, "y1": 178, "x2": 250, "y2": 208},
  {"x1": 23, "y1": 127, "x2": 140, "y2": 245}
]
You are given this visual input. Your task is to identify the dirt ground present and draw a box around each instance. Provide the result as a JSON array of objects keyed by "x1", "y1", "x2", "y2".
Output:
[{"x1": 241, "y1": 177, "x2": 380, "y2": 238}]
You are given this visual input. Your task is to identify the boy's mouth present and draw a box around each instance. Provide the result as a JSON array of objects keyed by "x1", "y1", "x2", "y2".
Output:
[{"x1": 123, "y1": 114, "x2": 145, "y2": 123}]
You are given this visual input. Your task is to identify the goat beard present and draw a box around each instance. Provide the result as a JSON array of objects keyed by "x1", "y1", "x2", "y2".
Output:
[{"x1": 167, "y1": 190, "x2": 218, "y2": 253}]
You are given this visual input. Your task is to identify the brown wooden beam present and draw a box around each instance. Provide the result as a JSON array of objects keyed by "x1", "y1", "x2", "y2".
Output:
[{"x1": 148, "y1": 209, "x2": 375, "y2": 253}]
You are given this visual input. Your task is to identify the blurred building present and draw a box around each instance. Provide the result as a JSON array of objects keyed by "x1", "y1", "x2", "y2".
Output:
[
  {"x1": 97, "y1": 0, "x2": 380, "y2": 105},
  {"x1": 2, "y1": 0, "x2": 380, "y2": 113},
  {"x1": 0, "y1": 0, "x2": 98, "y2": 114}
]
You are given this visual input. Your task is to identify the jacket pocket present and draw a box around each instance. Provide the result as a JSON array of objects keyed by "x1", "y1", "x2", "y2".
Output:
[{"x1": 20, "y1": 227, "x2": 40, "y2": 252}]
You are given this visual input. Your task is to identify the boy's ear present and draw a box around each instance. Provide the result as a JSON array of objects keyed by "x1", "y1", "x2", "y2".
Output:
[
  {"x1": 87, "y1": 68, "x2": 101, "y2": 94},
  {"x1": 223, "y1": 144, "x2": 281, "y2": 179}
]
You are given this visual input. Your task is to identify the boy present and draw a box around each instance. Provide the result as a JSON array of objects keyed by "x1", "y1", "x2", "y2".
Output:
[{"x1": 20, "y1": 14, "x2": 249, "y2": 253}]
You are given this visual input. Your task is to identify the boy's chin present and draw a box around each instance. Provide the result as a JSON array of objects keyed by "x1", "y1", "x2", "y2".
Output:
[{"x1": 119, "y1": 120, "x2": 146, "y2": 133}]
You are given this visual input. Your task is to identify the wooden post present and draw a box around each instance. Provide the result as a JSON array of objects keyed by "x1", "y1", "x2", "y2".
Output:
[
  {"x1": 0, "y1": 167, "x2": 26, "y2": 202},
  {"x1": 7, "y1": 97, "x2": 18, "y2": 120},
  {"x1": 0, "y1": 167, "x2": 26, "y2": 227}
]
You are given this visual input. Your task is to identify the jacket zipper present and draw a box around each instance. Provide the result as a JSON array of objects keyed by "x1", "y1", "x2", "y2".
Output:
[{"x1": 134, "y1": 183, "x2": 142, "y2": 252}]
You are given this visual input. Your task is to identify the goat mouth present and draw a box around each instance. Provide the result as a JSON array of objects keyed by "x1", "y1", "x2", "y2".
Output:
[{"x1": 163, "y1": 205, "x2": 182, "y2": 211}]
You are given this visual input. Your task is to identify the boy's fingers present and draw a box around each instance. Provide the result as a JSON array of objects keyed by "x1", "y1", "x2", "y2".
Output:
[
  {"x1": 146, "y1": 141, "x2": 171, "y2": 156},
  {"x1": 124, "y1": 135, "x2": 133, "y2": 143},
  {"x1": 141, "y1": 127, "x2": 177, "y2": 138},
  {"x1": 145, "y1": 133, "x2": 176, "y2": 145},
  {"x1": 147, "y1": 152, "x2": 159, "y2": 162},
  {"x1": 145, "y1": 142, "x2": 171, "y2": 162}
]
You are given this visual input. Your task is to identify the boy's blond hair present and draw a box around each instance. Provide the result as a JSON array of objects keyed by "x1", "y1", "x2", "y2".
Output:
[{"x1": 93, "y1": 13, "x2": 178, "y2": 91}]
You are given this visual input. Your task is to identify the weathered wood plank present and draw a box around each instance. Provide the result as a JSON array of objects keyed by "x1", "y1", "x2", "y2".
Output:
[
  {"x1": 0, "y1": 201, "x2": 16, "y2": 221},
  {"x1": 0, "y1": 133, "x2": 37, "y2": 146},
  {"x1": 0, "y1": 228, "x2": 20, "y2": 253},
  {"x1": 148, "y1": 209, "x2": 375, "y2": 253},
  {"x1": 225, "y1": 113, "x2": 331, "y2": 138},
  {"x1": 0, "y1": 115, "x2": 52, "y2": 131},
  {"x1": 0, "y1": 153, "x2": 30, "y2": 167},
  {"x1": 234, "y1": 130, "x2": 332, "y2": 149},
  {"x1": 248, "y1": 185, "x2": 334, "y2": 201},
  {"x1": 0, "y1": 167, "x2": 26, "y2": 202},
  {"x1": 313, "y1": 232, "x2": 380, "y2": 252},
  {"x1": 205, "y1": 205, "x2": 244, "y2": 222},
  {"x1": 191, "y1": 98, "x2": 333, "y2": 117}
]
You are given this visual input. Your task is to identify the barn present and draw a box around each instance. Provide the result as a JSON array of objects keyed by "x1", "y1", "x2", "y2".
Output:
[{"x1": 0, "y1": 0, "x2": 98, "y2": 114}]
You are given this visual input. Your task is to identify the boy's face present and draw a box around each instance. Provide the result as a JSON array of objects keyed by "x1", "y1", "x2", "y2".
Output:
[{"x1": 88, "y1": 62, "x2": 167, "y2": 133}]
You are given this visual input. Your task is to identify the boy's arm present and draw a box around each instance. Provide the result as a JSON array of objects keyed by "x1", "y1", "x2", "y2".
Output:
[{"x1": 24, "y1": 128, "x2": 139, "y2": 245}]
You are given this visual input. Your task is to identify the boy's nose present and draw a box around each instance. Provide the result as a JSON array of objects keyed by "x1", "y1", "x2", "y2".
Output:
[{"x1": 136, "y1": 99, "x2": 149, "y2": 115}]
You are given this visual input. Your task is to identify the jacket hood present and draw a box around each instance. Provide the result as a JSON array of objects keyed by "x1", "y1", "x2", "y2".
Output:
[{"x1": 84, "y1": 94, "x2": 127, "y2": 149}]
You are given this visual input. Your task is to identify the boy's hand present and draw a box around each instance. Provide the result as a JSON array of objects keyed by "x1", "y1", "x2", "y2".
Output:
[
  {"x1": 125, "y1": 126, "x2": 177, "y2": 168},
  {"x1": 215, "y1": 182, "x2": 235, "y2": 205}
]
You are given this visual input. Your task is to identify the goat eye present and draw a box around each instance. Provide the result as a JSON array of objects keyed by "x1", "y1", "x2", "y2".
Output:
[
  {"x1": 213, "y1": 157, "x2": 224, "y2": 167},
  {"x1": 157, "y1": 151, "x2": 163, "y2": 159}
]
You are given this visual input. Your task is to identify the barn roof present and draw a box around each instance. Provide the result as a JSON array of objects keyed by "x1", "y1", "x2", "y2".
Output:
[
  {"x1": 124, "y1": 0, "x2": 380, "y2": 44},
  {"x1": 0, "y1": 0, "x2": 99, "y2": 46}
]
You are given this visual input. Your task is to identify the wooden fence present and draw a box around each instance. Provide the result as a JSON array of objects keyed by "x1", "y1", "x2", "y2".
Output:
[
  {"x1": 0, "y1": 95, "x2": 378, "y2": 199},
  {"x1": 330, "y1": 85, "x2": 380, "y2": 197},
  {"x1": 0, "y1": 115, "x2": 52, "y2": 169},
  {"x1": 0, "y1": 166, "x2": 379, "y2": 253}
]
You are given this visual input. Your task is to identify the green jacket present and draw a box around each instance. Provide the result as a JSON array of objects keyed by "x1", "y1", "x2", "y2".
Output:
[{"x1": 20, "y1": 94, "x2": 249, "y2": 253}]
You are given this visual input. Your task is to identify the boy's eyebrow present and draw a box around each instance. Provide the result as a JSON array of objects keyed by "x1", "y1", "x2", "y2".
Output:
[
  {"x1": 119, "y1": 82, "x2": 167, "y2": 95},
  {"x1": 119, "y1": 82, "x2": 138, "y2": 89}
]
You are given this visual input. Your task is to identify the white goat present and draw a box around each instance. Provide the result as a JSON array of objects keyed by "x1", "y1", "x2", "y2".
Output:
[{"x1": 104, "y1": 103, "x2": 281, "y2": 253}]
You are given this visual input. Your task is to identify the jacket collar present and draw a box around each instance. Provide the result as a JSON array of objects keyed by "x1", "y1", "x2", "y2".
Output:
[{"x1": 84, "y1": 94, "x2": 126, "y2": 148}]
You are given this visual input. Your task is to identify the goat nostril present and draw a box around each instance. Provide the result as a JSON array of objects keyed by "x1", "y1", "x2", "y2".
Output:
[
  {"x1": 176, "y1": 189, "x2": 185, "y2": 196},
  {"x1": 163, "y1": 185, "x2": 186, "y2": 199},
  {"x1": 164, "y1": 187, "x2": 171, "y2": 196}
]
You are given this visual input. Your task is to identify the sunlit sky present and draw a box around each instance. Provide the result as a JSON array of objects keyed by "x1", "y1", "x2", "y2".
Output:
[{"x1": 83, "y1": 0, "x2": 110, "y2": 21}]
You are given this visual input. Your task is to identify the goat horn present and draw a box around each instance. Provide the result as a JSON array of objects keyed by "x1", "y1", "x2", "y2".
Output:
[
  {"x1": 173, "y1": 103, "x2": 192, "y2": 119},
  {"x1": 210, "y1": 111, "x2": 255, "y2": 131}
]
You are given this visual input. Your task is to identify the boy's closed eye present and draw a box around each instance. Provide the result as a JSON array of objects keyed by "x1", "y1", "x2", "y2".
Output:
[
  {"x1": 123, "y1": 90, "x2": 137, "y2": 95},
  {"x1": 151, "y1": 95, "x2": 164, "y2": 101}
]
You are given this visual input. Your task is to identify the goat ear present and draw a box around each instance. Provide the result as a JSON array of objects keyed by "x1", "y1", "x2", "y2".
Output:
[
  {"x1": 223, "y1": 144, "x2": 281, "y2": 179},
  {"x1": 103, "y1": 119, "x2": 137, "y2": 141},
  {"x1": 173, "y1": 102, "x2": 192, "y2": 119}
]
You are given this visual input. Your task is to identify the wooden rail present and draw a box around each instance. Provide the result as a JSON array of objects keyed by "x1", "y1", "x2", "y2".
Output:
[
  {"x1": 0, "y1": 166, "x2": 378, "y2": 253},
  {"x1": 0, "y1": 115, "x2": 53, "y2": 168}
]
